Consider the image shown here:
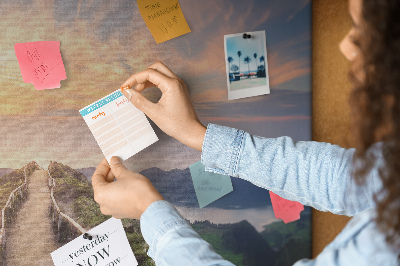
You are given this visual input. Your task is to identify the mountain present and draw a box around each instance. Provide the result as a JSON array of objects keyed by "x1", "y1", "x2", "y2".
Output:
[
  {"x1": 222, "y1": 220, "x2": 277, "y2": 265},
  {"x1": 0, "y1": 168, "x2": 14, "y2": 178},
  {"x1": 68, "y1": 162, "x2": 311, "y2": 266},
  {"x1": 76, "y1": 166, "x2": 273, "y2": 209},
  {"x1": 76, "y1": 167, "x2": 96, "y2": 182},
  {"x1": 192, "y1": 217, "x2": 311, "y2": 266},
  {"x1": 261, "y1": 208, "x2": 311, "y2": 249},
  {"x1": 274, "y1": 238, "x2": 312, "y2": 266},
  {"x1": 50, "y1": 162, "x2": 154, "y2": 265},
  {"x1": 0, "y1": 162, "x2": 39, "y2": 208},
  {"x1": 140, "y1": 167, "x2": 272, "y2": 209}
]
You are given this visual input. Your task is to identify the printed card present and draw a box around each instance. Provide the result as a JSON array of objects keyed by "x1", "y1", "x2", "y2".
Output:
[
  {"x1": 51, "y1": 218, "x2": 138, "y2": 266},
  {"x1": 80, "y1": 90, "x2": 158, "y2": 162},
  {"x1": 189, "y1": 161, "x2": 233, "y2": 208},
  {"x1": 14, "y1": 41, "x2": 67, "y2": 90}
]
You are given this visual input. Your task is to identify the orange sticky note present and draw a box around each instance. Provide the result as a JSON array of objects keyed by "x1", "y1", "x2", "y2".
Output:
[
  {"x1": 14, "y1": 41, "x2": 66, "y2": 90},
  {"x1": 137, "y1": 0, "x2": 191, "y2": 44},
  {"x1": 269, "y1": 191, "x2": 304, "y2": 224}
]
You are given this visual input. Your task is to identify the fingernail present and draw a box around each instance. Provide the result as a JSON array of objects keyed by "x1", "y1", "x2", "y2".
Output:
[
  {"x1": 125, "y1": 89, "x2": 133, "y2": 100},
  {"x1": 110, "y1": 156, "x2": 121, "y2": 165},
  {"x1": 120, "y1": 85, "x2": 130, "y2": 92}
]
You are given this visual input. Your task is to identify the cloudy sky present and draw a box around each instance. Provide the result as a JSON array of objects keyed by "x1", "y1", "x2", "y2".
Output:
[{"x1": 0, "y1": 0, "x2": 311, "y2": 170}]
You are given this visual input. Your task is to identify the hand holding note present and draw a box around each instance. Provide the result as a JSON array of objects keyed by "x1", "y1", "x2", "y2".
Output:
[
  {"x1": 120, "y1": 62, "x2": 207, "y2": 151},
  {"x1": 91, "y1": 157, "x2": 164, "y2": 219}
]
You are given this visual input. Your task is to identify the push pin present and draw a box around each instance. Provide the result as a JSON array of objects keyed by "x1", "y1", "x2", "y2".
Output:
[
  {"x1": 83, "y1": 233, "x2": 93, "y2": 240},
  {"x1": 121, "y1": 84, "x2": 130, "y2": 92},
  {"x1": 243, "y1": 33, "x2": 251, "y2": 39}
]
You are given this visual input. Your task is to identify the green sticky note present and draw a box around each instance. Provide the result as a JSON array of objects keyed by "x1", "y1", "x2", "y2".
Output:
[{"x1": 189, "y1": 161, "x2": 233, "y2": 208}]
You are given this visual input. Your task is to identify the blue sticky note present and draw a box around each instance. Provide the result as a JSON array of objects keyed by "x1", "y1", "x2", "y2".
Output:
[{"x1": 189, "y1": 161, "x2": 233, "y2": 208}]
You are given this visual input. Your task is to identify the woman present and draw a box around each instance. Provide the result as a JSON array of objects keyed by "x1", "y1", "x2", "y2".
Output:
[{"x1": 91, "y1": 0, "x2": 400, "y2": 264}]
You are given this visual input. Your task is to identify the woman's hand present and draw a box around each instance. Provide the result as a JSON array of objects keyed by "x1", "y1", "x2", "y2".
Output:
[
  {"x1": 120, "y1": 61, "x2": 206, "y2": 152},
  {"x1": 91, "y1": 157, "x2": 164, "y2": 219}
]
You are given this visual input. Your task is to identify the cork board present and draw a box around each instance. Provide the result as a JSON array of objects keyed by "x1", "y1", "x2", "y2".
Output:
[
  {"x1": 0, "y1": 1, "x2": 312, "y2": 265},
  {"x1": 312, "y1": 0, "x2": 353, "y2": 257}
]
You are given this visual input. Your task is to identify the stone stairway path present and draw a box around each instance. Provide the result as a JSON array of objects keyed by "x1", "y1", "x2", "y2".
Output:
[{"x1": 4, "y1": 170, "x2": 57, "y2": 265}]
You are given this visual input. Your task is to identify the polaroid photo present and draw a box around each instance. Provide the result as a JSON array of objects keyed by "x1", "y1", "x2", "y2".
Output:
[{"x1": 224, "y1": 30, "x2": 270, "y2": 100}]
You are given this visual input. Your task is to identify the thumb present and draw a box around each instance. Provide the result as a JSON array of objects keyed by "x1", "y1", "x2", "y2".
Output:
[
  {"x1": 123, "y1": 89, "x2": 155, "y2": 116},
  {"x1": 109, "y1": 156, "x2": 128, "y2": 178}
]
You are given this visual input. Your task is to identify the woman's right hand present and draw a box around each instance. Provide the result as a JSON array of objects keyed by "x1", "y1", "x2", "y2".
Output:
[{"x1": 120, "y1": 62, "x2": 207, "y2": 151}]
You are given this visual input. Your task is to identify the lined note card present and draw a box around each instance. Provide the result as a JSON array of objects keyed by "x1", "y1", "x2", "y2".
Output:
[
  {"x1": 14, "y1": 41, "x2": 66, "y2": 90},
  {"x1": 79, "y1": 90, "x2": 158, "y2": 162},
  {"x1": 137, "y1": 0, "x2": 191, "y2": 43}
]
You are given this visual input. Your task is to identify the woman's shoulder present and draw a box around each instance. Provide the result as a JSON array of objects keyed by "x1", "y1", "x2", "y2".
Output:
[{"x1": 323, "y1": 209, "x2": 399, "y2": 265}]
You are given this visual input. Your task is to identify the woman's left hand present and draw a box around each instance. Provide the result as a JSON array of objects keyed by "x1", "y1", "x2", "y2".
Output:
[{"x1": 91, "y1": 157, "x2": 164, "y2": 219}]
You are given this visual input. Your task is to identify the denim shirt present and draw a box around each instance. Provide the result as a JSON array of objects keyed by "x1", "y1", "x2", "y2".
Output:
[{"x1": 140, "y1": 124, "x2": 399, "y2": 265}]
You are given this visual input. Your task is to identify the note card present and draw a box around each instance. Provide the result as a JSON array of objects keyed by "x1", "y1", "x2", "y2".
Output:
[
  {"x1": 189, "y1": 161, "x2": 233, "y2": 208},
  {"x1": 79, "y1": 90, "x2": 158, "y2": 162},
  {"x1": 51, "y1": 218, "x2": 138, "y2": 266},
  {"x1": 14, "y1": 41, "x2": 66, "y2": 90},
  {"x1": 269, "y1": 191, "x2": 304, "y2": 224},
  {"x1": 137, "y1": 0, "x2": 191, "y2": 44}
]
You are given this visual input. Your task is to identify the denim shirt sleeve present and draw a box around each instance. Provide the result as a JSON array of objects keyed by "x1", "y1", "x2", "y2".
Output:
[
  {"x1": 140, "y1": 200, "x2": 235, "y2": 266},
  {"x1": 201, "y1": 124, "x2": 383, "y2": 216}
]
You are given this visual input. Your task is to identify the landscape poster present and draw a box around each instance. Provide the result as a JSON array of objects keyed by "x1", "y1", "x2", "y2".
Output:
[{"x1": 0, "y1": 0, "x2": 312, "y2": 265}]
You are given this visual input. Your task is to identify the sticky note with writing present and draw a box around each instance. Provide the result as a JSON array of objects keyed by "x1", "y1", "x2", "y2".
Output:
[
  {"x1": 189, "y1": 161, "x2": 233, "y2": 208},
  {"x1": 79, "y1": 89, "x2": 158, "y2": 162},
  {"x1": 269, "y1": 191, "x2": 304, "y2": 224},
  {"x1": 51, "y1": 218, "x2": 137, "y2": 266},
  {"x1": 14, "y1": 41, "x2": 66, "y2": 90},
  {"x1": 137, "y1": 0, "x2": 191, "y2": 44}
]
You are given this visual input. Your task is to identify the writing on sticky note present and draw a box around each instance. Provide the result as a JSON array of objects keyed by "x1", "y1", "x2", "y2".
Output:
[
  {"x1": 137, "y1": 0, "x2": 191, "y2": 44},
  {"x1": 14, "y1": 41, "x2": 66, "y2": 90},
  {"x1": 189, "y1": 161, "x2": 233, "y2": 208},
  {"x1": 269, "y1": 191, "x2": 304, "y2": 224}
]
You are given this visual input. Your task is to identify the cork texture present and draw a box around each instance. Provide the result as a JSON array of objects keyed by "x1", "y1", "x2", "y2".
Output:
[{"x1": 312, "y1": 0, "x2": 353, "y2": 257}]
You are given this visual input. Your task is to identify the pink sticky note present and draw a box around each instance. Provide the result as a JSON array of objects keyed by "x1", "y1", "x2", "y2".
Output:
[
  {"x1": 14, "y1": 41, "x2": 66, "y2": 90},
  {"x1": 269, "y1": 191, "x2": 304, "y2": 224}
]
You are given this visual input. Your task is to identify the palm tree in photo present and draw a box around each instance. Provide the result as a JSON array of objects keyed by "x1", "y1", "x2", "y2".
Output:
[
  {"x1": 227, "y1": 56, "x2": 234, "y2": 83},
  {"x1": 253, "y1": 53, "x2": 258, "y2": 75},
  {"x1": 237, "y1": 51, "x2": 242, "y2": 77},
  {"x1": 260, "y1": 55, "x2": 266, "y2": 76},
  {"x1": 227, "y1": 56, "x2": 234, "y2": 73},
  {"x1": 231, "y1": 64, "x2": 239, "y2": 73},
  {"x1": 244, "y1": 56, "x2": 251, "y2": 78}
]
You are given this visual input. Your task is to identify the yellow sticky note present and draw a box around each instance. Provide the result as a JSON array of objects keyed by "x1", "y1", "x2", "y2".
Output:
[{"x1": 137, "y1": 0, "x2": 191, "y2": 44}]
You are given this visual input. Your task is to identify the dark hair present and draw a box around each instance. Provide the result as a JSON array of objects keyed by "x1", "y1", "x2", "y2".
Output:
[{"x1": 349, "y1": 0, "x2": 400, "y2": 255}]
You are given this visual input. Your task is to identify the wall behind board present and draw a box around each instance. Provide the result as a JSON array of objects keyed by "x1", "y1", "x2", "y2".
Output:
[{"x1": 312, "y1": 0, "x2": 353, "y2": 257}]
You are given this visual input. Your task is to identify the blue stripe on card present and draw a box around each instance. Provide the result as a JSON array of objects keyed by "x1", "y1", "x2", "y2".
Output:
[{"x1": 80, "y1": 90, "x2": 123, "y2": 116}]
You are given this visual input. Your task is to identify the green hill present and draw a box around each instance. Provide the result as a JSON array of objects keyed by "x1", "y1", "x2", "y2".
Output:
[
  {"x1": 192, "y1": 221, "x2": 244, "y2": 265},
  {"x1": 274, "y1": 238, "x2": 312, "y2": 266},
  {"x1": 0, "y1": 162, "x2": 39, "y2": 209},
  {"x1": 261, "y1": 210, "x2": 311, "y2": 249},
  {"x1": 49, "y1": 161, "x2": 155, "y2": 266},
  {"x1": 48, "y1": 161, "x2": 312, "y2": 266},
  {"x1": 192, "y1": 220, "x2": 279, "y2": 266}
]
